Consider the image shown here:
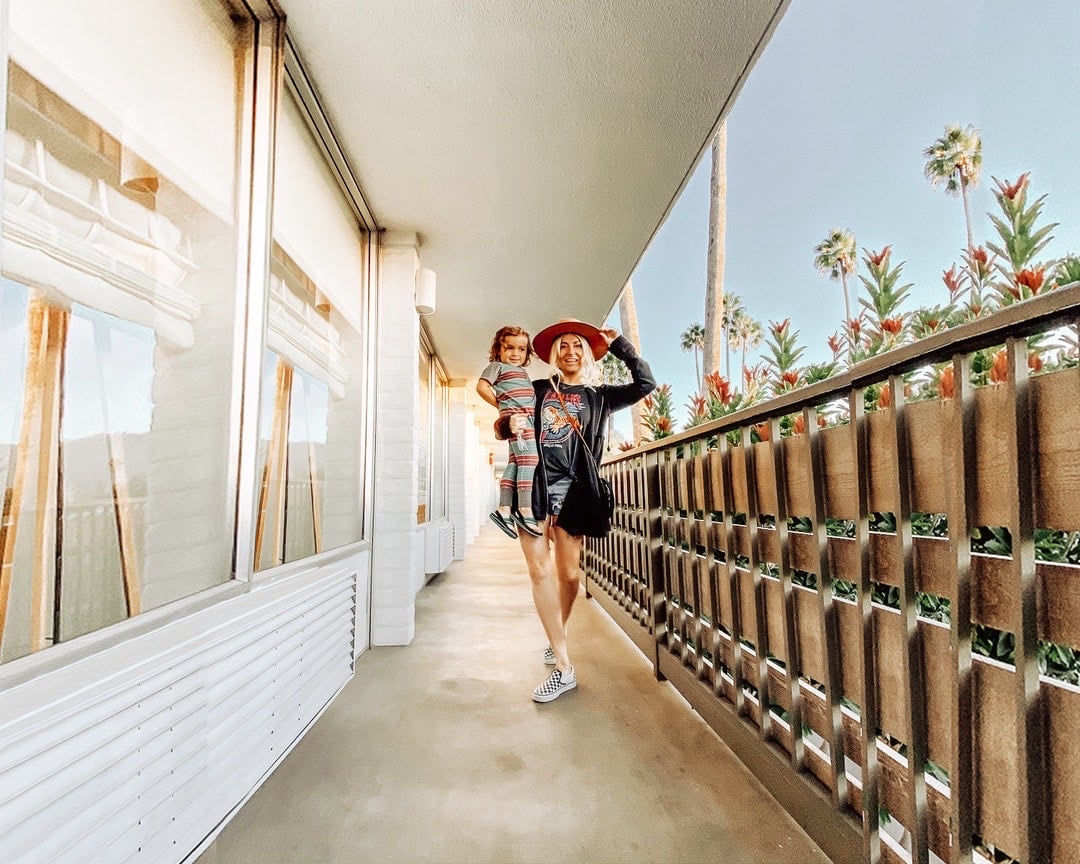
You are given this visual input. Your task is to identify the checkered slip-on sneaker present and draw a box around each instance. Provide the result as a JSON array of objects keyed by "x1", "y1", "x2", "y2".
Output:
[
  {"x1": 543, "y1": 646, "x2": 556, "y2": 666},
  {"x1": 533, "y1": 666, "x2": 576, "y2": 703},
  {"x1": 488, "y1": 511, "x2": 518, "y2": 539}
]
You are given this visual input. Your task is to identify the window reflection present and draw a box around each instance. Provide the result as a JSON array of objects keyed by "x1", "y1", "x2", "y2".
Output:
[
  {"x1": 253, "y1": 241, "x2": 364, "y2": 571},
  {"x1": 255, "y1": 84, "x2": 367, "y2": 573},
  {"x1": 254, "y1": 351, "x2": 331, "y2": 569},
  {"x1": 417, "y1": 346, "x2": 431, "y2": 523},
  {"x1": 1, "y1": 0, "x2": 243, "y2": 663},
  {"x1": 60, "y1": 306, "x2": 154, "y2": 640}
]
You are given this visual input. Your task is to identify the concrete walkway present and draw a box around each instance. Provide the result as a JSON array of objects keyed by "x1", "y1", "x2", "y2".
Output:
[{"x1": 198, "y1": 527, "x2": 830, "y2": 864}]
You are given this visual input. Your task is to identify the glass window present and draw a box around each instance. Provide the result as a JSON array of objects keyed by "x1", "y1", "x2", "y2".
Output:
[
  {"x1": 253, "y1": 90, "x2": 366, "y2": 572},
  {"x1": 417, "y1": 345, "x2": 431, "y2": 524},
  {"x1": 0, "y1": 0, "x2": 246, "y2": 663},
  {"x1": 428, "y1": 371, "x2": 448, "y2": 522}
]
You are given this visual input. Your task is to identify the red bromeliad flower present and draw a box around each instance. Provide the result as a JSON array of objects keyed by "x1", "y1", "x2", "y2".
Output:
[
  {"x1": 847, "y1": 317, "x2": 862, "y2": 338},
  {"x1": 996, "y1": 172, "x2": 1029, "y2": 201},
  {"x1": 704, "y1": 371, "x2": 733, "y2": 406},
  {"x1": 1016, "y1": 267, "x2": 1045, "y2": 294},
  {"x1": 781, "y1": 369, "x2": 800, "y2": 389},
  {"x1": 656, "y1": 416, "x2": 672, "y2": 433},
  {"x1": 753, "y1": 422, "x2": 770, "y2": 442},
  {"x1": 793, "y1": 414, "x2": 806, "y2": 435},
  {"x1": 877, "y1": 384, "x2": 892, "y2": 409},
  {"x1": 986, "y1": 349, "x2": 1043, "y2": 382},
  {"x1": 990, "y1": 349, "x2": 1009, "y2": 383},
  {"x1": 743, "y1": 365, "x2": 766, "y2": 386},
  {"x1": 770, "y1": 318, "x2": 791, "y2": 338},
  {"x1": 867, "y1": 245, "x2": 892, "y2": 267},
  {"x1": 964, "y1": 245, "x2": 994, "y2": 283},
  {"x1": 827, "y1": 333, "x2": 843, "y2": 357},
  {"x1": 942, "y1": 265, "x2": 964, "y2": 299},
  {"x1": 881, "y1": 317, "x2": 903, "y2": 336},
  {"x1": 938, "y1": 366, "x2": 955, "y2": 399}
]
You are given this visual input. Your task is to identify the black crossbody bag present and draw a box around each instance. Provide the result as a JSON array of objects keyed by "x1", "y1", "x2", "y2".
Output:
[{"x1": 551, "y1": 389, "x2": 614, "y2": 538}]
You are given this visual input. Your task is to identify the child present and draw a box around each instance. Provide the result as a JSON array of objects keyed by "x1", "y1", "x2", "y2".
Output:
[{"x1": 477, "y1": 325, "x2": 543, "y2": 538}]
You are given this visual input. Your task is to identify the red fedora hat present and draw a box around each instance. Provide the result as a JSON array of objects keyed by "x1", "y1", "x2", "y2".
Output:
[{"x1": 532, "y1": 318, "x2": 608, "y2": 361}]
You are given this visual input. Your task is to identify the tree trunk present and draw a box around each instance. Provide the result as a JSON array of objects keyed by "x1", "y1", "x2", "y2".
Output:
[
  {"x1": 961, "y1": 180, "x2": 974, "y2": 251},
  {"x1": 618, "y1": 280, "x2": 647, "y2": 445},
  {"x1": 703, "y1": 122, "x2": 727, "y2": 384},
  {"x1": 694, "y1": 349, "x2": 701, "y2": 393},
  {"x1": 841, "y1": 271, "x2": 853, "y2": 361}
]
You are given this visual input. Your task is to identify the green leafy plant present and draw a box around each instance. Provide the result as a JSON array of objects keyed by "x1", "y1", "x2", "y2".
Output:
[
  {"x1": 858, "y1": 245, "x2": 911, "y2": 354},
  {"x1": 987, "y1": 173, "x2": 1058, "y2": 305},
  {"x1": 762, "y1": 318, "x2": 805, "y2": 396},
  {"x1": 1053, "y1": 255, "x2": 1080, "y2": 288},
  {"x1": 641, "y1": 383, "x2": 675, "y2": 440}
]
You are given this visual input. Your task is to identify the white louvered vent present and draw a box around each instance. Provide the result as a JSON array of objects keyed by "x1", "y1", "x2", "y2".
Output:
[
  {"x1": 424, "y1": 521, "x2": 454, "y2": 574},
  {"x1": 0, "y1": 563, "x2": 358, "y2": 864}
]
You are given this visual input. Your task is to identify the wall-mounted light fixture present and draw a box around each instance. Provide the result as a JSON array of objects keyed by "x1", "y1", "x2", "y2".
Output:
[
  {"x1": 415, "y1": 267, "x2": 436, "y2": 315},
  {"x1": 120, "y1": 146, "x2": 160, "y2": 195}
]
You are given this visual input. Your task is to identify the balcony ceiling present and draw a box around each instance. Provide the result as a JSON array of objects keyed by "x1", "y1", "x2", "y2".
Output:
[{"x1": 279, "y1": 0, "x2": 787, "y2": 385}]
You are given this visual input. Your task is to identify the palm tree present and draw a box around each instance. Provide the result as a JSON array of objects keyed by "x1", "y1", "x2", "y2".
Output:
[
  {"x1": 813, "y1": 228, "x2": 858, "y2": 357},
  {"x1": 720, "y1": 291, "x2": 745, "y2": 379},
  {"x1": 923, "y1": 123, "x2": 983, "y2": 251},
  {"x1": 600, "y1": 351, "x2": 631, "y2": 448},
  {"x1": 618, "y1": 279, "x2": 647, "y2": 444},
  {"x1": 729, "y1": 309, "x2": 763, "y2": 385},
  {"x1": 680, "y1": 323, "x2": 705, "y2": 393},
  {"x1": 703, "y1": 121, "x2": 727, "y2": 378}
]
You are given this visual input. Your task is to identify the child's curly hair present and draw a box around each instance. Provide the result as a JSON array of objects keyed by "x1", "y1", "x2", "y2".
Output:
[{"x1": 487, "y1": 325, "x2": 534, "y2": 365}]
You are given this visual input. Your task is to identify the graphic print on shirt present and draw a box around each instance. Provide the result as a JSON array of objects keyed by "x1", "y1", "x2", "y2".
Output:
[{"x1": 540, "y1": 390, "x2": 583, "y2": 447}]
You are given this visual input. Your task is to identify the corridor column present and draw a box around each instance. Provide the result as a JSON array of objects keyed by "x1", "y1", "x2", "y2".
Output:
[{"x1": 370, "y1": 231, "x2": 423, "y2": 645}]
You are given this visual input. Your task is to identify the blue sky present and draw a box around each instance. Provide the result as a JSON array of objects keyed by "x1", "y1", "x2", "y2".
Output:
[{"x1": 608, "y1": 0, "x2": 1080, "y2": 432}]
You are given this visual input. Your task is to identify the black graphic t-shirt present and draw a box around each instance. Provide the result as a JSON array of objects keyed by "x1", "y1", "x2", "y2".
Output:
[{"x1": 539, "y1": 387, "x2": 588, "y2": 482}]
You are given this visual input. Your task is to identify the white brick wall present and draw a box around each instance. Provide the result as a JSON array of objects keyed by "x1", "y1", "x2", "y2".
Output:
[
  {"x1": 464, "y1": 409, "x2": 481, "y2": 542},
  {"x1": 369, "y1": 233, "x2": 423, "y2": 646},
  {"x1": 447, "y1": 382, "x2": 468, "y2": 559}
]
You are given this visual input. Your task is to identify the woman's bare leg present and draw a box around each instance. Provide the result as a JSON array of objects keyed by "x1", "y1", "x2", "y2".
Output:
[
  {"x1": 550, "y1": 522, "x2": 584, "y2": 629},
  {"x1": 518, "y1": 524, "x2": 571, "y2": 671}
]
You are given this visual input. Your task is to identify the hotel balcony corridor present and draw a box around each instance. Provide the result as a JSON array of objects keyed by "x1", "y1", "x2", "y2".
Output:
[{"x1": 197, "y1": 526, "x2": 828, "y2": 864}]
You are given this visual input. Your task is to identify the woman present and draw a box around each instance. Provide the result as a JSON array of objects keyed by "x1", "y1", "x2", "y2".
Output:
[{"x1": 497, "y1": 318, "x2": 655, "y2": 702}]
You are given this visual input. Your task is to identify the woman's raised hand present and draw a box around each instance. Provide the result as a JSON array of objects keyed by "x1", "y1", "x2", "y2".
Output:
[{"x1": 598, "y1": 328, "x2": 618, "y2": 345}]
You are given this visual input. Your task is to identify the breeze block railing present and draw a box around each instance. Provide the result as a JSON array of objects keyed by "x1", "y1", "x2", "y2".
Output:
[{"x1": 584, "y1": 283, "x2": 1080, "y2": 864}]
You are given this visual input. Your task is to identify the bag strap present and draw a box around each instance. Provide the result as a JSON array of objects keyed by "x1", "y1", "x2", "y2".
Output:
[{"x1": 552, "y1": 386, "x2": 602, "y2": 473}]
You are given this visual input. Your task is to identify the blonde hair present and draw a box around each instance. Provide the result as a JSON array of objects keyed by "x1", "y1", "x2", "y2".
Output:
[{"x1": 548, "y1": 333, "x2": 600, "y2": 388}]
